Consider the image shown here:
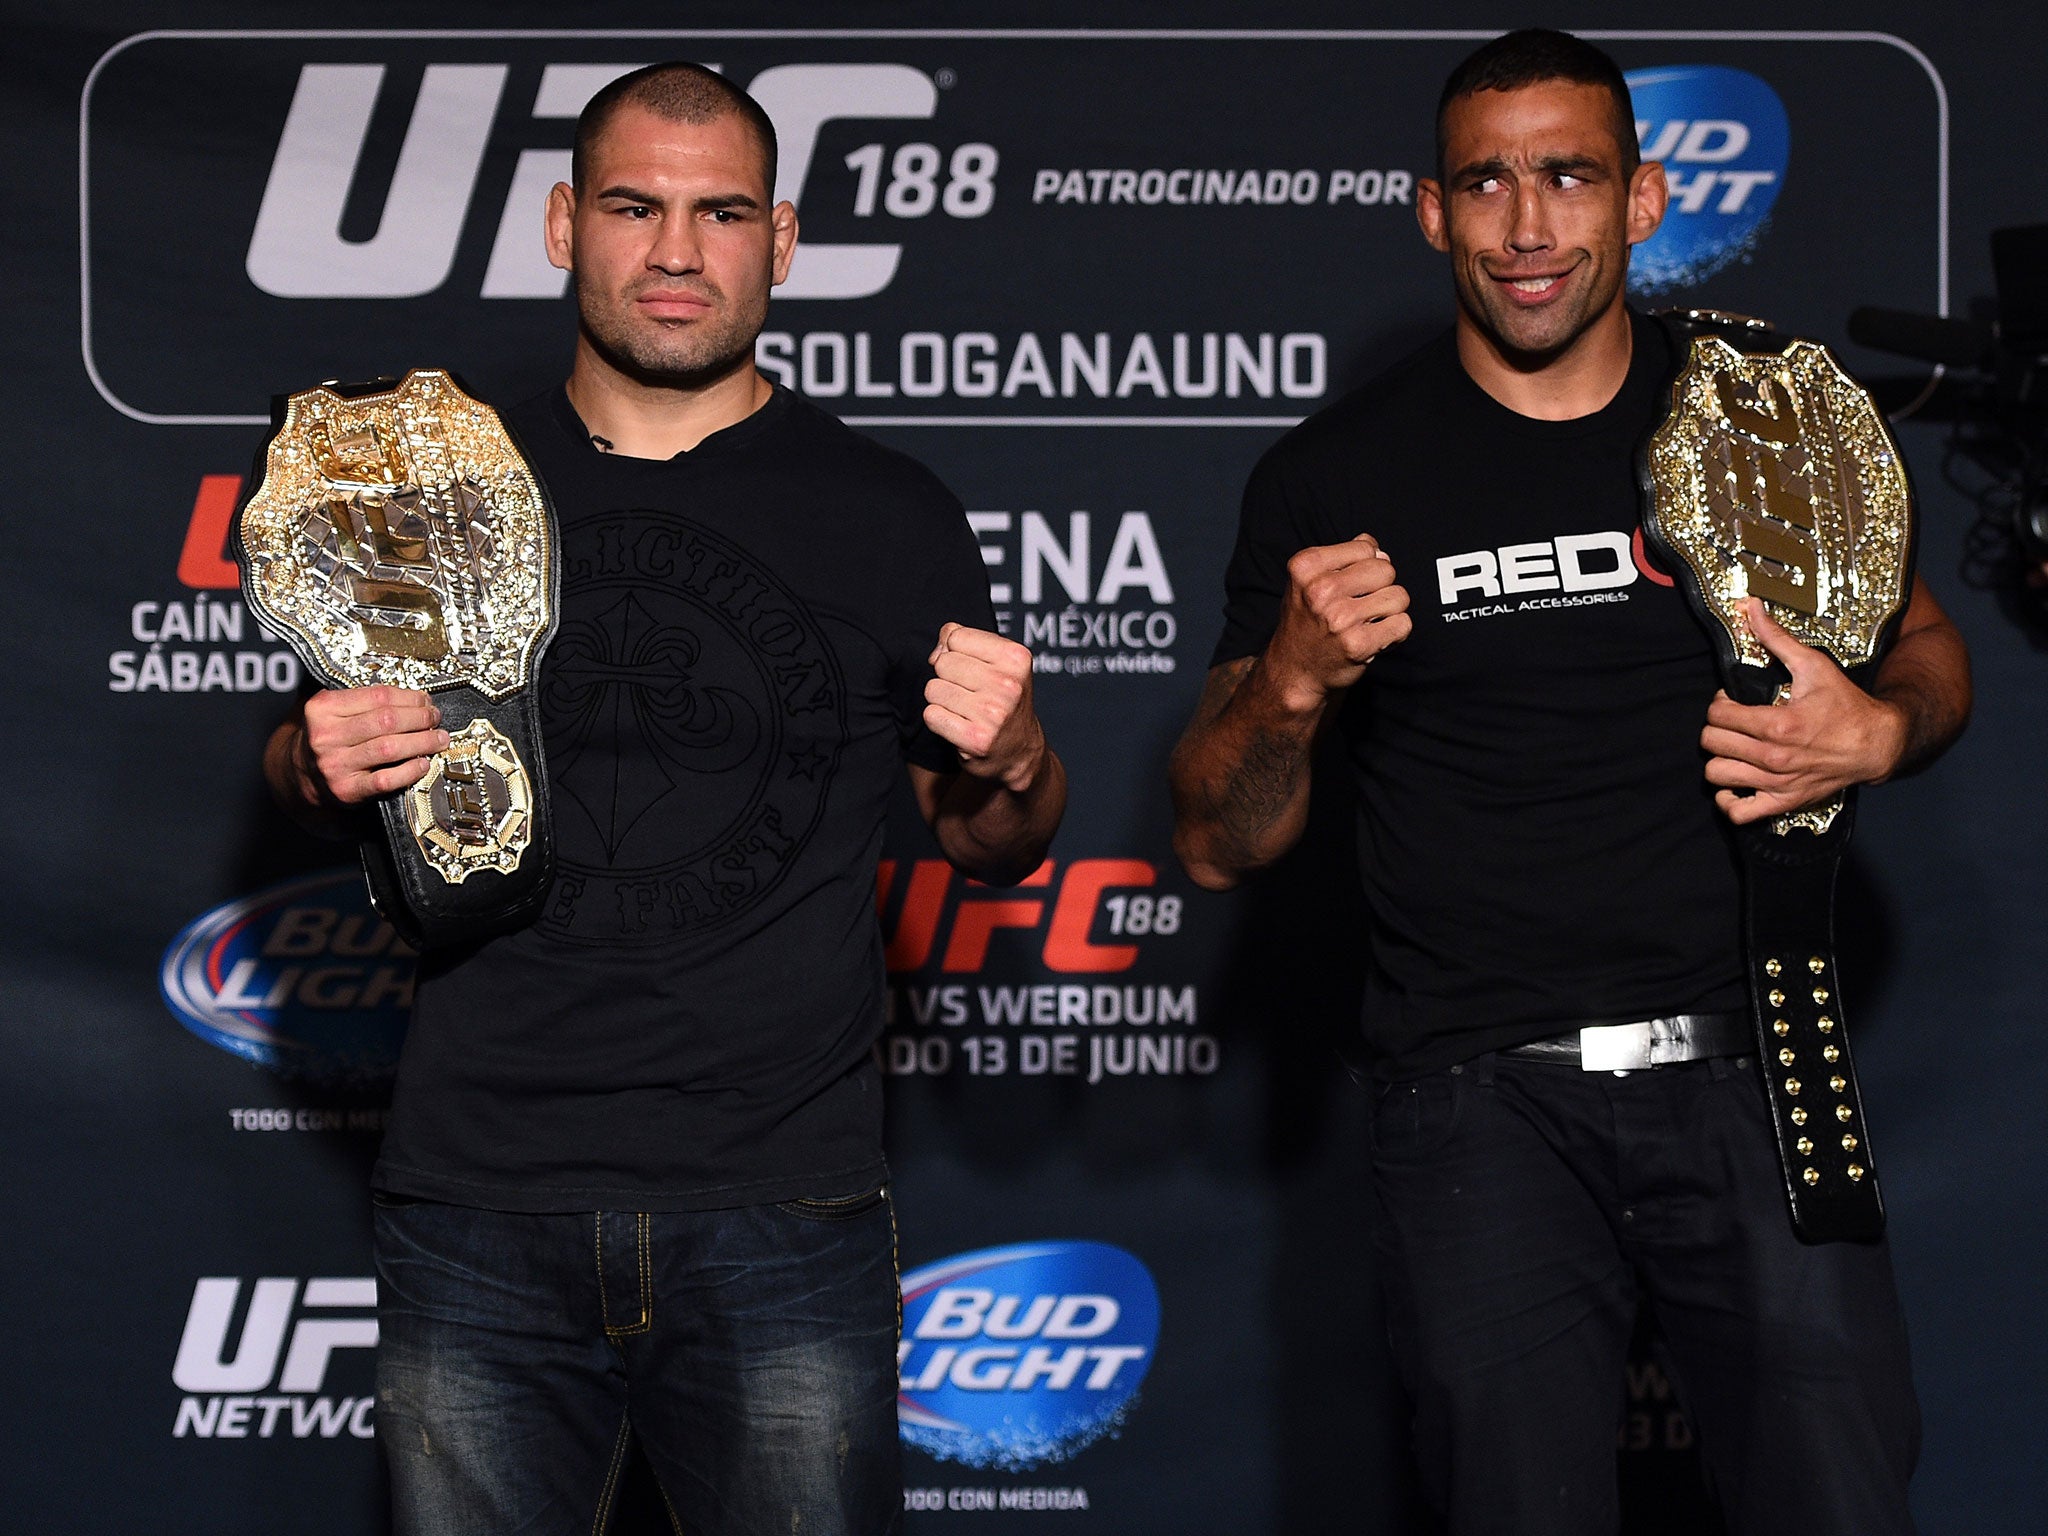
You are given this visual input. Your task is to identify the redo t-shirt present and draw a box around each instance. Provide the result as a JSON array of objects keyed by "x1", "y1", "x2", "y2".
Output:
[
  {"x1": 373, "y1": 385, "x2": 994, "y2": 1211},
  {"x1": 1212, "y1": 312, "x2": 1745, "y2": 1076}
]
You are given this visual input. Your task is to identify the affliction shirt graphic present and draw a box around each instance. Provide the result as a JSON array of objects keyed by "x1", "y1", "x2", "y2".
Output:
[{"x1": 540, "y1": 513, "x2": 846, "y2": 946}]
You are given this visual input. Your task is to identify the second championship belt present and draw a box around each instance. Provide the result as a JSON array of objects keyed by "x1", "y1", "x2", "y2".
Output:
[
  {"x1": 235, "y1": 371, "x2": 561, "y2": 950},
  {"x1": 1641, "y1": 312, "x2": 1915, "y2": 1244}
]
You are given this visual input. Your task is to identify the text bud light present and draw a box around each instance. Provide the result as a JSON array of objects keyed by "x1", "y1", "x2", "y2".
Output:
[
  {"x1": 897, "y1": 1241, "x2": 1160, "y2": 1470},
  {"x1": 1626, "y1": 64, "x2": 1790, "y2": 293},
  {"x1": 160, "y1": 870, "x2": 416, "y2": 1087}
]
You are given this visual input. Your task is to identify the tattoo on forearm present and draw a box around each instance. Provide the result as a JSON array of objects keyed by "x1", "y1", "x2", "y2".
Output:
[
  {"x1": 1175, "y1": 656, "x2": 1315, "y2": 865},
  {"x1": 1211, "y1": 720, "x2": 1313, "y2": 858}
]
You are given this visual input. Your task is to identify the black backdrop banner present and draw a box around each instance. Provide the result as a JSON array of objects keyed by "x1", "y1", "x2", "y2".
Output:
[{"x1": 7, "y1": 5, "x2": 2047, "y2": 1532}]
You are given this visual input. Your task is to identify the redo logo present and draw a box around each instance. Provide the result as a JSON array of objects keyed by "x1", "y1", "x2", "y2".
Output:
[
  {"x1": 160, "y1": 871, "x2": 415, "y2": 1088},
  {"x1": 1626, "y1": 65, "x2": 1790, "y2": 293},
  {"x1": 897, "y1": 1241, "x2": 1159, "y2": 1471}
]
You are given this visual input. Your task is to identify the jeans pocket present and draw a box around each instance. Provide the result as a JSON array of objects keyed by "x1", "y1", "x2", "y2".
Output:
[
  {"x1": 775, "y1": 1185, "x2": 890, "y2": 1221},
  {"x1": 1369, "y1": 1073, "x2": 1464, "y2": 1162},
  {"x1": 370, "y1": 1189, "x2": 429, "y2": 1210}
]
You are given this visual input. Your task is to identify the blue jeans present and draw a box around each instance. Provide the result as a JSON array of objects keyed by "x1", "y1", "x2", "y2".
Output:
[
  {"x1": 1369, "y1": 1051, "x2": 1919, "y2": 1536},
  {"x1": 373, "y1": 1189, "x2": 902, "y2": 1536}
]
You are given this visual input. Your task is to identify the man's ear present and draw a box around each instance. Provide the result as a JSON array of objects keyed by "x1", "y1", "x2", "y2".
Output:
[
  {"x1": 1416, "y1": 178, "x2": 1450, "y2": 254},
  {"x1": 545, "y1": 182, "x2": 575, "y2": 273},
  {"x1": 770, "y1": 200, "x2": 799, "y2": 286},
  {"x1": 1626, "y1": 161, "x2": 1669, "y2": 248}
]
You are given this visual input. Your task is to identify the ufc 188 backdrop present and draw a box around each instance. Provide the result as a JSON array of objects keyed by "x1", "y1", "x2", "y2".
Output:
[{"x1": 6, "y1": 3, "x2": 2047, "y2": 1532}]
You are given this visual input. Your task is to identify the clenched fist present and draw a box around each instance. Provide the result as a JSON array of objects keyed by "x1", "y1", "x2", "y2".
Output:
[
  {"x1": 294, "y1": 686, "x2": 450, "y2": 808},
  {"x1": 1266, "y1": 533, "x2": 1413, "y2": 709},
  {"x1": 922, "y1": 623, "x2": 1048, "y2": 791}
]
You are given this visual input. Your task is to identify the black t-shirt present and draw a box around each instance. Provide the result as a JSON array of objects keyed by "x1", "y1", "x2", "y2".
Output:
[
  {"x1": 373, "y1": 385, "x2": 994, "y2": 1211},
  {"x1": 1212, "y1": 312, "x2": 1745, "y2": 1076}
]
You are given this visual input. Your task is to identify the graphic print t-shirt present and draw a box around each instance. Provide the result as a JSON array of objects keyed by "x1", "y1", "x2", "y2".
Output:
[
  {"x1": 1213, "y1": 312, "x2": 1745, "y2": 1076},
  {"x1": 373, "y1": 386, "x2": 994, "y2": 1210}
]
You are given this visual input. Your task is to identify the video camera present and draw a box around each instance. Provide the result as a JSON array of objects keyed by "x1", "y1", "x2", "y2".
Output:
[{"x1": 1850, "y1": 224, "x2": 2048, "y2": 561}]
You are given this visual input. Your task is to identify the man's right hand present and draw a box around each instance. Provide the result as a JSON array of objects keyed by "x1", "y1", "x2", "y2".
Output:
[
  {"x1": 1167, "y1": 532, "x2": 1410, "y2": 890},
  {"x1": 1264, "y1": 534, "x2": 1413, "y2": 711},
  {"x1": 292, "y1": 686, "x2": 449, "y2": 809}
]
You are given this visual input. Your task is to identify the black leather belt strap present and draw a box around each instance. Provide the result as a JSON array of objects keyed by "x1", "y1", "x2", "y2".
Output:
[
  {"x1": 1501, "y1": 1010, "x2": 1751, "y2": 1069},
  {"x1": 1736, "y1": 804, "x2": 1885, "y2": 1244},
  {"x1": 1708, "y1": 620, "x2": 1885, "y2": 1244}
]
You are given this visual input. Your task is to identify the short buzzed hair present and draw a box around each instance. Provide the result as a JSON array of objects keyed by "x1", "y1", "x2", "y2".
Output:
[
  {"x1": 572, "y1": 62, "x2": 780, "y2": 196},
  {"x1": 1436, "y1": 29, "x2": 1640, "y2": 180}
]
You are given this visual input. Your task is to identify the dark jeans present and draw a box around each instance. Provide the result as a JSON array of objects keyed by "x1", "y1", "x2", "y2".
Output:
[
  {"x1": 1369, "y1": 1052, "x2": 1919, "y2": 1536},
  {"x1": 373, "y1": 1188, "x2": 902, "y2": 1536}
]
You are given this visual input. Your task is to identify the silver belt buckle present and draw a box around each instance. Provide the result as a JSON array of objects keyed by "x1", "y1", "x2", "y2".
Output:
[{"x1": 1577, "y1": 1022, "x2": 1657, "y2": 1073}]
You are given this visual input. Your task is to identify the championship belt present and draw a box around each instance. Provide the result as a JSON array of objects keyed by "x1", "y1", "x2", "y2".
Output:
[
  {"x1": 234, "y1": 371, "x2": 561, "y2": 949},
  {"x1": 1640, "y1": 311, "x2": 1915, "y2": 1243}
]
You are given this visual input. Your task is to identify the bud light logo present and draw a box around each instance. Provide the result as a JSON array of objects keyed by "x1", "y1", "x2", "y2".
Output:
[
  {"x1": 897, "y1": 1241, "x2": 1159, "y2": 1470},
  {"x1": 1626, "y1": 65, "x2": 1790, "y2": 294},
  {"x1": 160, "y1": 871, "x2": 415, "y2": 1087}
]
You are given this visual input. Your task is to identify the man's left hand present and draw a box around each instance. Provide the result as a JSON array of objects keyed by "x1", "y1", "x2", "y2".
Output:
[
  {"x1": 924, "y1": 623, "x2": 1047, "y2": 792},
  {"x1": 1700, "y1": 598, "x2": 1909, "y2": 825}
]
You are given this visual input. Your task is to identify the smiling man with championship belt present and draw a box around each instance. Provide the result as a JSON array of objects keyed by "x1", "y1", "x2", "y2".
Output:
[
  {"x1": 258, "y1": 62, "x2": 1065, "y2": 1536},
  {"x1": 1170, "y1": 29, "x2": 1968, "y2": 1536}
]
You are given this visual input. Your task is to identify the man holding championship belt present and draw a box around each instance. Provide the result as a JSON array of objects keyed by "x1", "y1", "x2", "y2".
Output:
[
  {"x1": 259, "y1": 63, "x2": 1065, "y2": 1536},
  {"x1": 1171, "y1": 29, "x2": 1967, "y2": 1536}
]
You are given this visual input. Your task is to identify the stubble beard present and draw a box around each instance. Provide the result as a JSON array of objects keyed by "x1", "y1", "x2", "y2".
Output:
[
  {"x1": 1456, "y1": 255, "x2": 1623, "y2": 364},
  {"x1": 574, "y1": 269, "x2": 767, "y2": 389}
]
